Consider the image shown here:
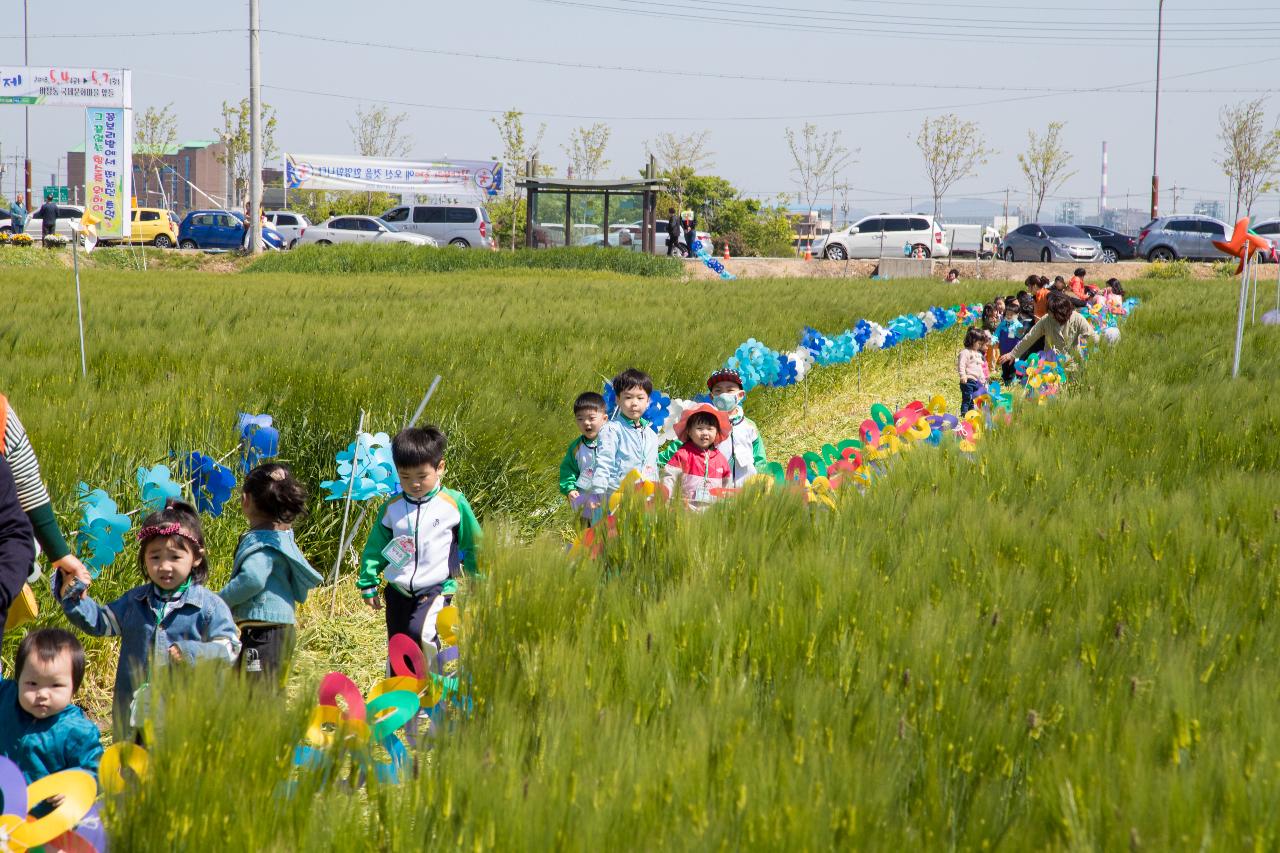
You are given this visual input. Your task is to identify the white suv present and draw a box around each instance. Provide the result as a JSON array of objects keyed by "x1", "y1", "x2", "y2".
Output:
[
  {"x1": 264, "y1": 210, "x2": 311, "y2": 248},
  {"x1": 813, "y1": 214, "x2": 949, "y2": 260}
]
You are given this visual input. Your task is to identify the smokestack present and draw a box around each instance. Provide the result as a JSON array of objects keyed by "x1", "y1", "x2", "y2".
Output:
[{"x1": 1100, "y1": 141, "x2": 1108, "y2": 219}]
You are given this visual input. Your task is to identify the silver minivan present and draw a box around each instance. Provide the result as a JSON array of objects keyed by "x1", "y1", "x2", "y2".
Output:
[{"x1": 379, "y1": 204, "x2": 492, "y2": 248}]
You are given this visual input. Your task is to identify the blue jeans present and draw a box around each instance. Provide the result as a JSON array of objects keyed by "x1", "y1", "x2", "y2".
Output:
[{"x1": 960, "y1": 380, "x2": 981, "y2": 415}]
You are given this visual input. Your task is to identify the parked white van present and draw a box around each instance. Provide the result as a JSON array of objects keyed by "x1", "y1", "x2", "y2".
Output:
[{"x1": 379, "y1": 204, "x2": 492, "y2": 248}]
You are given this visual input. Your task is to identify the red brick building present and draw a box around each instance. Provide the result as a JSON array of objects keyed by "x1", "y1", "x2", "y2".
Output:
[{"x1": 67, "y1": 139, "x2": 229, "y2": 213}]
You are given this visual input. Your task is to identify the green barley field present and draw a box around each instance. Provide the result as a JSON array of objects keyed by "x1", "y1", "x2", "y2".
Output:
[{"x1": 2, "y1": 258, "x2": 1279, "y2": 849}]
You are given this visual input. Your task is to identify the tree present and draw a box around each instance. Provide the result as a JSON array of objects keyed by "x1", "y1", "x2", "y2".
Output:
[
  {"x1": 1017, "y1": 121, "x2": 1076, "y2": 222},
  {"x1": 646, "y1": 130, "x2": 714, "y2": 210},
  {"x1": 1216, "y1": 97, "x2": 1280, "y2": 220},
  {"x1": 213, "y1": 98, "x2": 278, "y2": 209},
  {"x1": 915, "y1": 114, "x2": 993, "y2": 222},
  {"x1": 491, "y1": 109, "x2": 548, "y2": 249},
  {"x1": 134, "y1": 104, "x2": 179, "y2": 208},
  {"x1": 561, "y1": 122, "x2": 611, "y2": 180},
  {"x1": 348, "y1": 104, "x2": 412, "y2": 159},
  {"x1": 784, "y1": 123, "x2": 853, "y2": 216}
]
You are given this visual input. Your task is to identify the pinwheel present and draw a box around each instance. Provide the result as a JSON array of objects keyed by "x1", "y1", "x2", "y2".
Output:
[
  {"x1": 0, "y1": 757, "x2": 104, "y2": 852},
  {"x1": 644, "y1": 390, "x2": 672, "y2": 433},
  {"x1": 136, "y1": 464, "x2": 182, "y2": 513},
  {"x1": 800, "y1": 326, "x2": 832, "y2": 357},
  {"x1": 656, "y1": 398, "x2": 699, "y2": 443},
  {"x1": 319, "y1": 432, "x2": 400, "y2": 501},
  {"x1": 784, "y1": 348, "x2": 816, "y2": 382},
  {"x1": 1211, "y1": 217, "x2": 1272, "y2": 275},
  {"x1": 773, "y1": 353, "x2": 799, "y2": 387},
  {"x1": 237, "y1": 412, "x2": 280, "y2": 473},
  {"x1": 178, "y1": 451, "x2": 236, "y2": 517},
  {"x1": 76, "y1": 483, "x2": 131, "y2": 575}
]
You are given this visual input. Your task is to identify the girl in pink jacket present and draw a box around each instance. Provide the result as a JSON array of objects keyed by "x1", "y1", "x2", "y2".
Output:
[{"x1": 661, "y1": 404, "x2": 733, "y2": 511}]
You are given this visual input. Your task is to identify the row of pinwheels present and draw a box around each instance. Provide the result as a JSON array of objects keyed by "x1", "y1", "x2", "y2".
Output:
[{"x1": 76, "y1": 414, "x2": 280, "y2": 575}]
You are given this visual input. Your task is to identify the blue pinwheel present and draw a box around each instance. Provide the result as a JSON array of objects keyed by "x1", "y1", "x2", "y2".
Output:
[
  {"x1": 77, "y1": 483, "x2": 131, "y2": 576},
  {"x1": 179, "y1": 451, "x2": 237, "y2": 517},
  {"x1": 773, "y1": 353, "x2": 798, "y2": 386},
  {"x1": 137, "y1": 465, "x2": 182, "y2": 513},
  {"x1": 644, "y1": 390, "x2": 672, "y2": 433},
  {"x1": 801, "y1": 326, "x2": 832, "y2": 357},
  {"x1": 237, "y1": 412, "x2": 280, "y2": 473},
  {"x1": 320, "y1": 432, "x2": 401, "y2": 501}
]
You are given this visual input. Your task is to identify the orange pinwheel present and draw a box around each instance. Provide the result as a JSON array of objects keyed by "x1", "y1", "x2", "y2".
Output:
[{"x1": 1212, "y1": 218, "x2": 1272, "y2": 274}]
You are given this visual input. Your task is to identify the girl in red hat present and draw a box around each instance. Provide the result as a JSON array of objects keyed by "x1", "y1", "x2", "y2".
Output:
[{"x1": 660, "y1": 404, "x2": 733, "y2": 511}]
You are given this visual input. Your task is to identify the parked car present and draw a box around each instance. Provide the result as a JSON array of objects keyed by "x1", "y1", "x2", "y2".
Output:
[
  {"x1": 264, "y1": 210, "x2": 310, "y2": 248},
  {"x1": 177, "y1": 210, "x2": 285, "y2": 250},
  {"x1": 1075, "y1": 225, "x2": 1136, "y2": 263},
  {"x1": 1135, "y1": 215, "x2": 1232, "y2": 262},
  {"x1": 999, "y1": 223, "x2": 1102, "y2": 263},
  {"x1": 0, "y1": 204, "x2": 85, "y2": 239},
  {"x1": 812, "y1": 214, "x2": 949, "y2": 261},
  {"x1": 1246, "y1": 219, "x2": 1280, "y2": 263},
  {"x1": 297, "y1": 215, "x2": 436, "y2": 247},
  {"x1": 96, "y1": 207, "x2": 178, "y2": 248},
  {"x1": 379, "y1": 204, "x2": 491, "y2": 248}
]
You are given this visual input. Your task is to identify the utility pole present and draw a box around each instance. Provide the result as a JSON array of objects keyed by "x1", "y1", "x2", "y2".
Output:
[
  {"x1": 23, "y1": 0, "x2": 31, "y2": 211},
  {"x1": 1170, "y1": 185, "x2": 1181, "y2": 215},
  {"x1": 248, "y1": 0, "x2": 263, "y2": 254},
  {"x1": 1150, "y1": 0, "x2": 1165, "y2": 221}
]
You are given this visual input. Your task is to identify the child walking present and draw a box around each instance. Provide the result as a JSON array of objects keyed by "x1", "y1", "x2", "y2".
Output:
[
  {"x1": 706, "y1": 369, "x2": 768, "y2": 487},
  {"x1": 996, "y1": 300, "x2": 1029, "y2": 383},
  {"x1": 56, "y1": 501, "x2": 240, "y2": 728},
  {"x1": 660, "y1": 404, "x2": 733, "y2": 511},
  {"x1": 559, "y1": 392, "x2": 607, "y2": 504},
  {"x1": 957, "y1": 327, "x2": 988, "y2": 415},
  {"x1": 0, "y1": 628, "x2": 102, "y2": 785},
  {"x1": 357, "y1": 426, "x2": 481, "y2": 665},
  {"x1": 218, "y1": 464, "x2": 322, "y2": 685},
  {"x1": 589, "y1": 368, "x2": 660, "y2": 498}
]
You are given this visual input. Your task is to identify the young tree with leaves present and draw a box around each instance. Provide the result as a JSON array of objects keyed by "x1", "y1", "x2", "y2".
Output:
[
  {"x1": 785, "y1": 123, "x2": 854, "y2": 253},
  {"x1": 134, "y1": 104, "x2": 179, "y2": 208},
  {"x1": 349, "y1": 105, "x2": 413, "y2": 159},
  {"x1": 1017, "y1": 121, "x2": 1076, "y2": 222},
  {"x1": 214, "y1": 98, "x2": 278, "y2": 209},
  {"x1": 646, "y1": 130, "x2": 714, "y2": 210},
  {"x1": 916, "y1": 114, "x2": 992, "y2": 223},
  {"x1": 489, "y1": 109, "x2": 549, "y2": 249},
  {"x1": 562, "y1": 123, "x2": 612, "y2": 180},
  {"x1": 1217, "y1": 97, "x2": 1280, "y2": 220}
]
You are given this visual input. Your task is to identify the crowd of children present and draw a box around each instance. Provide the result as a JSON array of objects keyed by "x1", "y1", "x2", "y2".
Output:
[
  {"x1": 955, "y1": 268, "x2": 1121, "y2": 413},
  {"x1": 1, "y1": 423, "x2": 478, "y2": 813},
  {"x1": 559, "y1": 366, "x2": 770, "y2": 516}
]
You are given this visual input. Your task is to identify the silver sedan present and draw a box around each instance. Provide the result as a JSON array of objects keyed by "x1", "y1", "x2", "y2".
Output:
[{"x1": 999, "y1": 223, "x2": 1102, "y2": 263}]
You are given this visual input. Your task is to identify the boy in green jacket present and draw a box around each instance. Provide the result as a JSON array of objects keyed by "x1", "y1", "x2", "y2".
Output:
[{"x1": 559, "y1": 392, "x2": 608, "y2": 504}]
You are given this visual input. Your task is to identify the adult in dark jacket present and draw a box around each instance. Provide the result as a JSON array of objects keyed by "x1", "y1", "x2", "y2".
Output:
[
  {"x1": 36, "y1": 196, "x2": 58, "y2": 239},
  {"x1": 666, "y1": 209, "x2": 681, "y2": 256},
  {"x1": 680, "y1": 210, "x2": 698, "y2": 255},
  {"x1": 0, "y1": 454, "x2": 36, "y2": 655}
]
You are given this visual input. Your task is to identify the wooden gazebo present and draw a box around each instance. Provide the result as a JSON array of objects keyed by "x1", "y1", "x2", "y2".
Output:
[{"x1": 517, "y1": 159, "x2": 665, "y2": 252}]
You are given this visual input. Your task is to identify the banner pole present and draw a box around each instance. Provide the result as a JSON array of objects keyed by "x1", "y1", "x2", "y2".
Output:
[{"x1": 72, "y1": 233, "x2": 87, "y2": 377}]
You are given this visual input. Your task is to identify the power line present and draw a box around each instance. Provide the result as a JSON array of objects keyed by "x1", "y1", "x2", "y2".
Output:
[
  {"x1": 536, "y1": 0, "x2": 1280, "y2": 44},
  {"x1": 261, "y1": 30, "x2": 1280, "y2": 94},
  {"x1": 0, "y1": 28, "x2": 239, "y2": 40}
]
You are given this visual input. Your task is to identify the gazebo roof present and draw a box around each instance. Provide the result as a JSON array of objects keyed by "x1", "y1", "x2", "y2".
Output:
[{"x1": 516, "y1": 177, "x2": 665, "y2": 192}]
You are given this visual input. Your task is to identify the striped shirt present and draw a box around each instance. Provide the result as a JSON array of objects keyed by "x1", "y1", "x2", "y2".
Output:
[{"x1": 3, "y1": 403, "x2": 53, "y2": 513}]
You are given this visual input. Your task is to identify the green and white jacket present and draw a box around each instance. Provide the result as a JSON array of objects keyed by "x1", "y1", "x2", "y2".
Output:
[{"x1": 357, "y1": 486, "x2": 481, "y2": 599}]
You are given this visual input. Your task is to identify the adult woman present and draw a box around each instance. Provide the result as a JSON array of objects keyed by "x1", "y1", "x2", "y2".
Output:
[
  {"x1": 1001, "y1": 291, "x2": 1098, "y2": 365},
  {"x1": 0, "y1": 455, "x2": 34, "y2": 653}
]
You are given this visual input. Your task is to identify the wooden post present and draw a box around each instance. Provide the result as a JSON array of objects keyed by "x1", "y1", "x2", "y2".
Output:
[{"x1": 603, "y1": 190, "x2": 610, "y2": 247}]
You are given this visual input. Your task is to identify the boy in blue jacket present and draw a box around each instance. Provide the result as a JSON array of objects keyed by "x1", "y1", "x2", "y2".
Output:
[
  {"x1": 0, "y1": 628, "x2": 102, "y2": 787},
  {"x1": 589, "y1": 368, "x2": 660, "y2": 499}
]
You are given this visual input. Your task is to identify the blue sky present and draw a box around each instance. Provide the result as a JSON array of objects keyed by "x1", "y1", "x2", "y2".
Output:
[{"x1": 3, "y1": 0, "x2": 1279, "y2": 219}]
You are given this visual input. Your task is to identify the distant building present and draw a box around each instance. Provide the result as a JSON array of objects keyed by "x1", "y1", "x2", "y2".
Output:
[
  {"x1": 1102, "y1": 208, "x2": 1151, "y2": 235},
  {"x1": 1193, "y1": 200, "x2": 1224, "y2": 220},
  {"x1": 1058, "y1": 200, "x2": 1082, "y2": 225},
  {"x1": 67, "y1": 139, "x2": 229, "y2": 213}
]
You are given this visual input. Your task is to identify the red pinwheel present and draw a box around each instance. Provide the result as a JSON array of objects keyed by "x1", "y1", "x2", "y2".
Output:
[{"x1": 1212, "y1": 218, "x2": 1272, "y2": 274}]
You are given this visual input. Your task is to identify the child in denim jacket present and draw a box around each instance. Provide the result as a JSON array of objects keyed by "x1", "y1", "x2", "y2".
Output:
[{"x1": 56, "y1": 501, "x2": 240, "y2": 729}]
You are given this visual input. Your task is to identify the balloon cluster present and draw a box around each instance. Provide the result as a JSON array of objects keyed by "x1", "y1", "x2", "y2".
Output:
[
  {"x1": 75, "y1": 413, "x2": 281, "y2": 574},
  {"x1": 722, "y1": 304, "x2": 980, "y2": 391},
  {"x1": 320, "y1": 432, "x2": 401, "y2": 501},
  {"x1": 690, "y1": 239, "x2": 735, "y2": 280}
]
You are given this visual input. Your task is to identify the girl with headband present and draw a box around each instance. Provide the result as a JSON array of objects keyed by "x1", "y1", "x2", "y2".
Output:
[{"x1": 54, "y1": 501, "x2": 240, "y2": 734}]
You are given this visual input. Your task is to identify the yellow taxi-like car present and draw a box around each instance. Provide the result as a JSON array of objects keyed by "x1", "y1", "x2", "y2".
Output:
[{"x1": 112, "y1": 207, "x2": 180, "y2": 248}]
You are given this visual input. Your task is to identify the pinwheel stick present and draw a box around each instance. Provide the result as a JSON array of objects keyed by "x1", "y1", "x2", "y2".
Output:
[
  {"x1": 71, "y1": 230, "x2": 87, "y2": 377},
  {"x1": 1232, "y1": 255, "x2": 1253, "y2": 379},
  {"x1": 329, "y1": 410, "x2": 367, "y2": 597}
]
